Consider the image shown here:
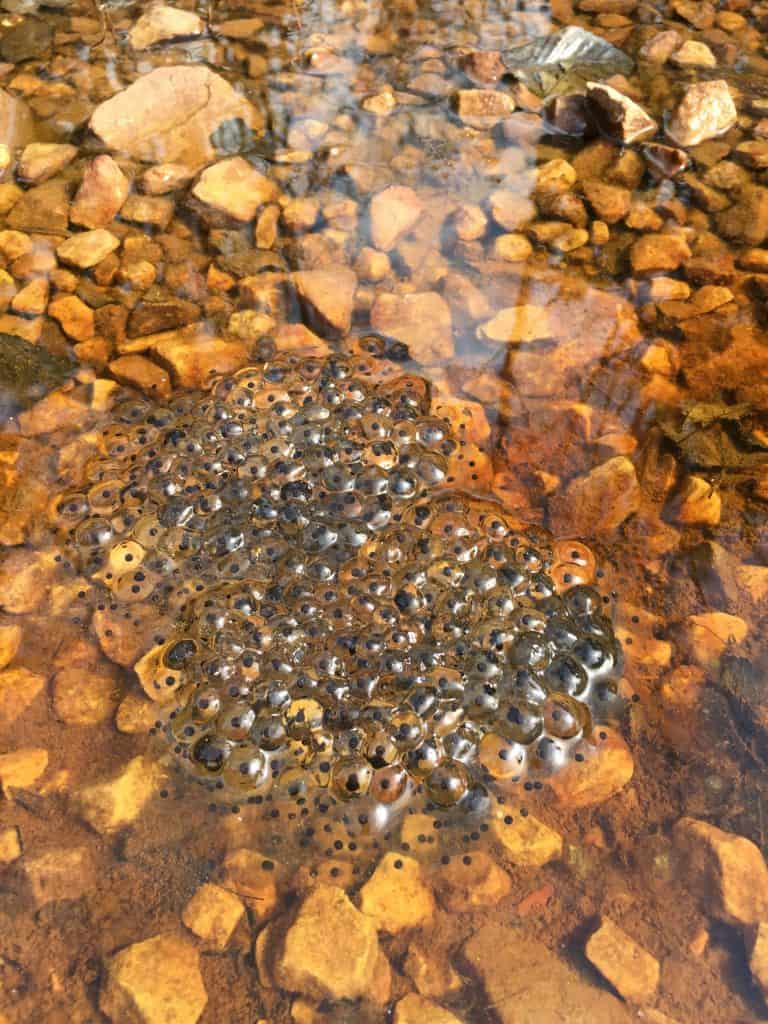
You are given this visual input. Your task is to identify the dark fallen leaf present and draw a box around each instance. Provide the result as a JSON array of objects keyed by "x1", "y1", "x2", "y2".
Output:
[
  {"x1": 0, "y1": 332, "x2": 72, "y2": 421},
  {"x1": 502, "y1": 26, "x2": 633, "y2": 96}
]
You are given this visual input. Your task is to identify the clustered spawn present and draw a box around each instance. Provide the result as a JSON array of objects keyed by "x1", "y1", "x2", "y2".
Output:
[{"x1": 50, "y1": 356, "x2": 623, "y2": 854}]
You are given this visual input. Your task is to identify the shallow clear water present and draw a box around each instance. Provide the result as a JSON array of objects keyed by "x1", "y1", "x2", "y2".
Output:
[{"x1": 0, "y1": 0, "x2": 767, "y2": 1022}]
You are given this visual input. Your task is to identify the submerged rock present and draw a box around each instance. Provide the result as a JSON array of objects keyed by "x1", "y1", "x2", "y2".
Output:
[
  {"x1": 90, "y1": 66, "x2": 263, "y2": 166},
  {"x1": 667, "y1": 81, "x2": 737, "y2": 148},
  {"x1": 100, "y1": 931, "x2": 207, "y2": 1024},
  {"x1": 128, "y1": 5, "x2": 205, "y2": 50},
  {"x1": 585, "y1": 918, "x2": 659, "y2": 1003}
]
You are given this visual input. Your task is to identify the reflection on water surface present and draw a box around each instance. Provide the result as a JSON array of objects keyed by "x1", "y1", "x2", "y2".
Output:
[{"x1": 0, "y1": 0, "x2": 767, "y2": 1022}]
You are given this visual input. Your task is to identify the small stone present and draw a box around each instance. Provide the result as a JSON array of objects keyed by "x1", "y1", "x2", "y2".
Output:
[
  {"x1": 213, "y1": 17, "x2": 264, "y2": 39},
  {"x1": 370, "y1": 291, "x2": 453, "y2": 363},
  {"x1": 360, "y1": 853, "x2": 435, "y2": 933},
  {"x1": 115, "y1": 693, "x2": 158, "y2": 734},
  {"x1": 458, "y1": 49, "x2": 505, "y2": 85},
  {"x1": 643, "y1": 143, "x2": 689, "y2": 179},
  {"x1": 394, "y1": 994, "x2": 464, "y2": 1024},
  {"x1": 491, "y1": 233, "x2": 533, "y2": 262},
  {"x1": 587, "y1": 82, "x2": 658, "y2": 143},
  {"x1": 274, "y1": 885, "x2": 380, "y2": 1001},
  {"x1": 291, "y1": 267, "x2": 357, "y2": 336},
  {"x1": 639, "y1": 29, "x2": 681, "y2": 63},
  {"x1": 672, "y1": 0, "x2": 714, "y2": 28},
  {"x1": 108, "y1": 355, "x2": 172, "y2": 398},
  {"x1": 549, "y1": 728, "x2": 634, "y2": 808},
  {"x1": 192, "y1": 157, "x2": 278, "y2": 222},
  {"x1": 182, "y1": 883, "x2": 245, "y2": 950},
  {"x1": 0, "y1": 826, "x2": 21, "y2": 863},
  {"x1": 356, "y1": 246, "x2": 391, "y2": 280},
  {"x1": 23, "y1": 846, "x2": 94, "y2": 908},
  {"x1": 546, "y1": 94, "x2": 589, "y2": 136},
  {"x1": 582, "y1": 179, "x2": 630, "y2": 224},
  {"x1": 0, "y1": 549, "x2": 58, "y2": 612},
  {"x1": 11, "y1": 277, "x2": 48, "y2": 315},
  {"x1": 362, "y1": 89, "x2": 397, "y2": 116},
  {"x1": 152, "y1": 325, "x2": 248, "y2": 388},
  {"x1": 71, "y1": 155, "x2": 130, "y2": 228},
  {"x1": 630, "y1": 233, "x2": 691, "y2": 273},
  {"x1": 0, "y1": 667, "x2": 45, "y2": 726},
  {"x1": 669, "y1": 475, "x2": 721, "y2": 525},
  {"x1": 488, "y1": 191, "x2": 535, "y2": 231},
  {"x1": 671, "y1": 41, "x2": 716, "y2": 68},
  {"x1": 404, "y1": 941, "x2": 462, "y2": 999},
  {"x1": 370, "y1": 185, "x2": 423, "y2": 251},
  {"x1": 74, "y1": 755, "x2": 162, "y2": 834},
  {"x1": 716, "y1": 186, "x2": 768, "y2": 246},
  {"x1": 220, "y1": 848, "x2": 278, "y2": 920},
  {"x1": 129, "y1": 5, "x2": 204, "y2": 49},
  {"x1": 683, "y1": 612, "x2": 748, "y2": 671},
  {"x1": 57, "y1": 229, "x2": 120, "y2": 269},
  {"x1": 0, "y1": 746, "x2": 48, "y2": 791},
  {"x1": 668, "y1": 81, "x2": 737, "y2": 148},
  {"x1": 749, "y1": 921, "x2": 768, "y2": 999},
  {"x1": 100, "y1": 932, "x2": 207, "y2": 1024},
  {"x1": 53, "y1": 661, "x2": 120, "y2": 725},
  {"x1": 0, "y1": 18, "x2": 51, "y2": 62},
  {"x1": 17, "y1": 142, "x2": 77, "y2": 184},
  {"x1": 478, "y1": 304, "x2": 550, "y2": 344},
  {"x1": 674, "y1": 817, "x2": 768, "y2": 927},
  {"x1": 273, "y1": 323, "x2": 329, "y2": 358},
  {"x1": 436, "y1": 850, "x2": 510, "y2": 911},
  {"x1": 551, "y1": 456, "x2": 640, "y2": 534},
  {"x1": 455, "y1": 88, "x2": 514, "y2": 127},
  {"x1": 585, "y1": 919, "x2": 660, "y2": 1003},
  {"x1": 492, "y1": 810, "x2": 562, "y2": 867},
  {"x1": 141, "y1": 163, "x2": 195, "y2": 196},
  {"x1": 120, "y1": 194, "x2": 174, "y2": 229},
  {"x1": 7, "y1": 180, "x2": 69, "y2": 233},
  {"x1": 0, "y1": 623, "x2": 21, "y2": 668},
  {"x1": 48, "y1": 294, "x2": 94, "y2": 341}
]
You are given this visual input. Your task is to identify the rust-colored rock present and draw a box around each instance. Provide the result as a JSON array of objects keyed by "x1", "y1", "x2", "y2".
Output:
[
  {"x1": 371, "y1": 291, "x2": 453, "y2": 364},
  {"x1": 71, "y1": 156, "x2": 130, "y2": 229},
  {"x1": 370, "y1": 185, "x2": 423, "y2": 251}
]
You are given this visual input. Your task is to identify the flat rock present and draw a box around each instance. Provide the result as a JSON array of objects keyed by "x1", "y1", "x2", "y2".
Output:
[
  {"x1": 182, "y1": 883, "x2": 244, "y2": 950},
  {"x1": 750, "y1": 921, "x2": 768, "y2": 999},
  {"x1": 220, "y1": 848, "x2": 278, "y2": 921},
  {"x1": 667, "y1": 80, "x2": 736, "y2": 148},
  {"x1": 74, "y1": 755, "x2": 162, "y2": 834},
  {"x1": 360, "y1": 852, "x2": 435, "y2": 932},
  {"x1": 0, "y1": 826, "x2": 21, "y2": 863},
  {"x1": 23, "y1": 846, "x2": 94, "y2": 908},
  {"x1": 455, "y1": 88, "x2": 514, "y2": 127},
  {"x1": 192, "y1": 157, "x2": 278, "y2": 222},
  {"x1": 673, "y1": 817, "x2": 768, "y2": 927},
  {"x1": 491, "y1": 809, "x2": 562, "y2": 867},
  {"x1": 129, "y1": 5, "x2": 204, "y2": 49},
  {"x1": 52, "y1": 658, "x2": 120, "y2": 725},
  {"x1": 550, "y1": 456, "x2": 640, "y2": 534},
  {"x1": 370, "y1": 185, "x2": 423, "y2": 251},
  {"x1": 0, "y1": 548, "x2": 57, "y2": 612},
  {"x1": 435, "y1": 850, "x2": 510, "y2": 912},
  {"x1": 585, "y1": 918, "x2": 659, "y2": 1003},
  {"x1": 292, "y1": 266, "x2": 357, "y2": 336},
  {"x1": 682, "y1": 611, "x2": 748, "y2": 671},
  {"x1": 371, "y1": 291, "x2": 453, "y2": 364},
  {"x1": 0, "y1": 17, "x2": 51, "y2": 61},
  {"x1": 0, "y1": 746, "x2": 47, "y2": 790},
  {"x1": 465, "y1": 923, "x2": 632, "y2": 1024},
  {"x1": 7, "y1": 180, "x2": 69, "y2": 233},
  {"x1": 478, "y1": 304, "x2": 551, "y2": 344},
  {"x1": 549, "y1": 728, "x2": 634, "y2": 808},
  {"x1": 90, "y1": 66, "x2": 263, "y2": 167},
  {"x1": 151, "y1": 324, "x2": 248, "y2": 388},
  {"x1": 128, "y1": 299, "x2": 199, "y2": 338},
  {"x1": 18, "y1": 143, "x2": 77, "y2": 184},
  {"x1": 57, "y1": 229, "x2": 120, "y2": 269},
  {"x1": 587, "y1": 82, "x2": 658, "y2": 143},
  {"x1": 71, "y1": 156, "x2": 130, "y2": 229},
  {"x1": 394, "y1": 994, "x2": 464, "y2": 1024},
  {"x1": 100, "y1": 931, "x2": 207, "y2": 1024},
  {"x1": 274, "y1": 885, "x2": 380, "y2": 1001}
]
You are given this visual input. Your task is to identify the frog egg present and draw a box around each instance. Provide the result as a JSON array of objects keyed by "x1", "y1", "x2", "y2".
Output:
[
  {"x1": 500, "y1": 701, "x2": 544, "y2": 744},
  {"x1": 426, "y1": 759, "x2": 469, "y2": 807},
  {"x1": 50, "y1": 491, "x2": 90, "y2": 527},
  {"x1": 478, "y1": 732, "x2": 527, "y2": 779},
  {"x1": 331, "y1": 757, "x2": 374, "y2": 799},
  {"x1": 406, "y1": 739, "x2": 443, "y2": 778},
  {"x1": 544, "y1": 655, "x2": 589, "y2": 697},
  {"x1": 219, "y1": 703, "x2": 257, "y2": 741},
  {"x1": 192, "y1": 734, "x2": 234, "y2": 773},
  {"x1": 543, "y1": 693, "x2": 590, "y2": 740},
  {"x1": 370, "y1": 764, "x2": 408, "y2": 804},
  {"x1": 191, "y1": 688, "x2": 222, "y2": 722}
]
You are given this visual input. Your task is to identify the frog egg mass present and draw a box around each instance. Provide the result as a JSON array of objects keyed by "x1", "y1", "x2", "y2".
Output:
[{"x1": 50, "y1": 356, "x2": 624, "y2": 859}]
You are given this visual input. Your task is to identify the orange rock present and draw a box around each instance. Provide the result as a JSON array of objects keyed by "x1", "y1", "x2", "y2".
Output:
[{"x1": 549, "y1": 728, "x2": 634, "y2": 808}]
